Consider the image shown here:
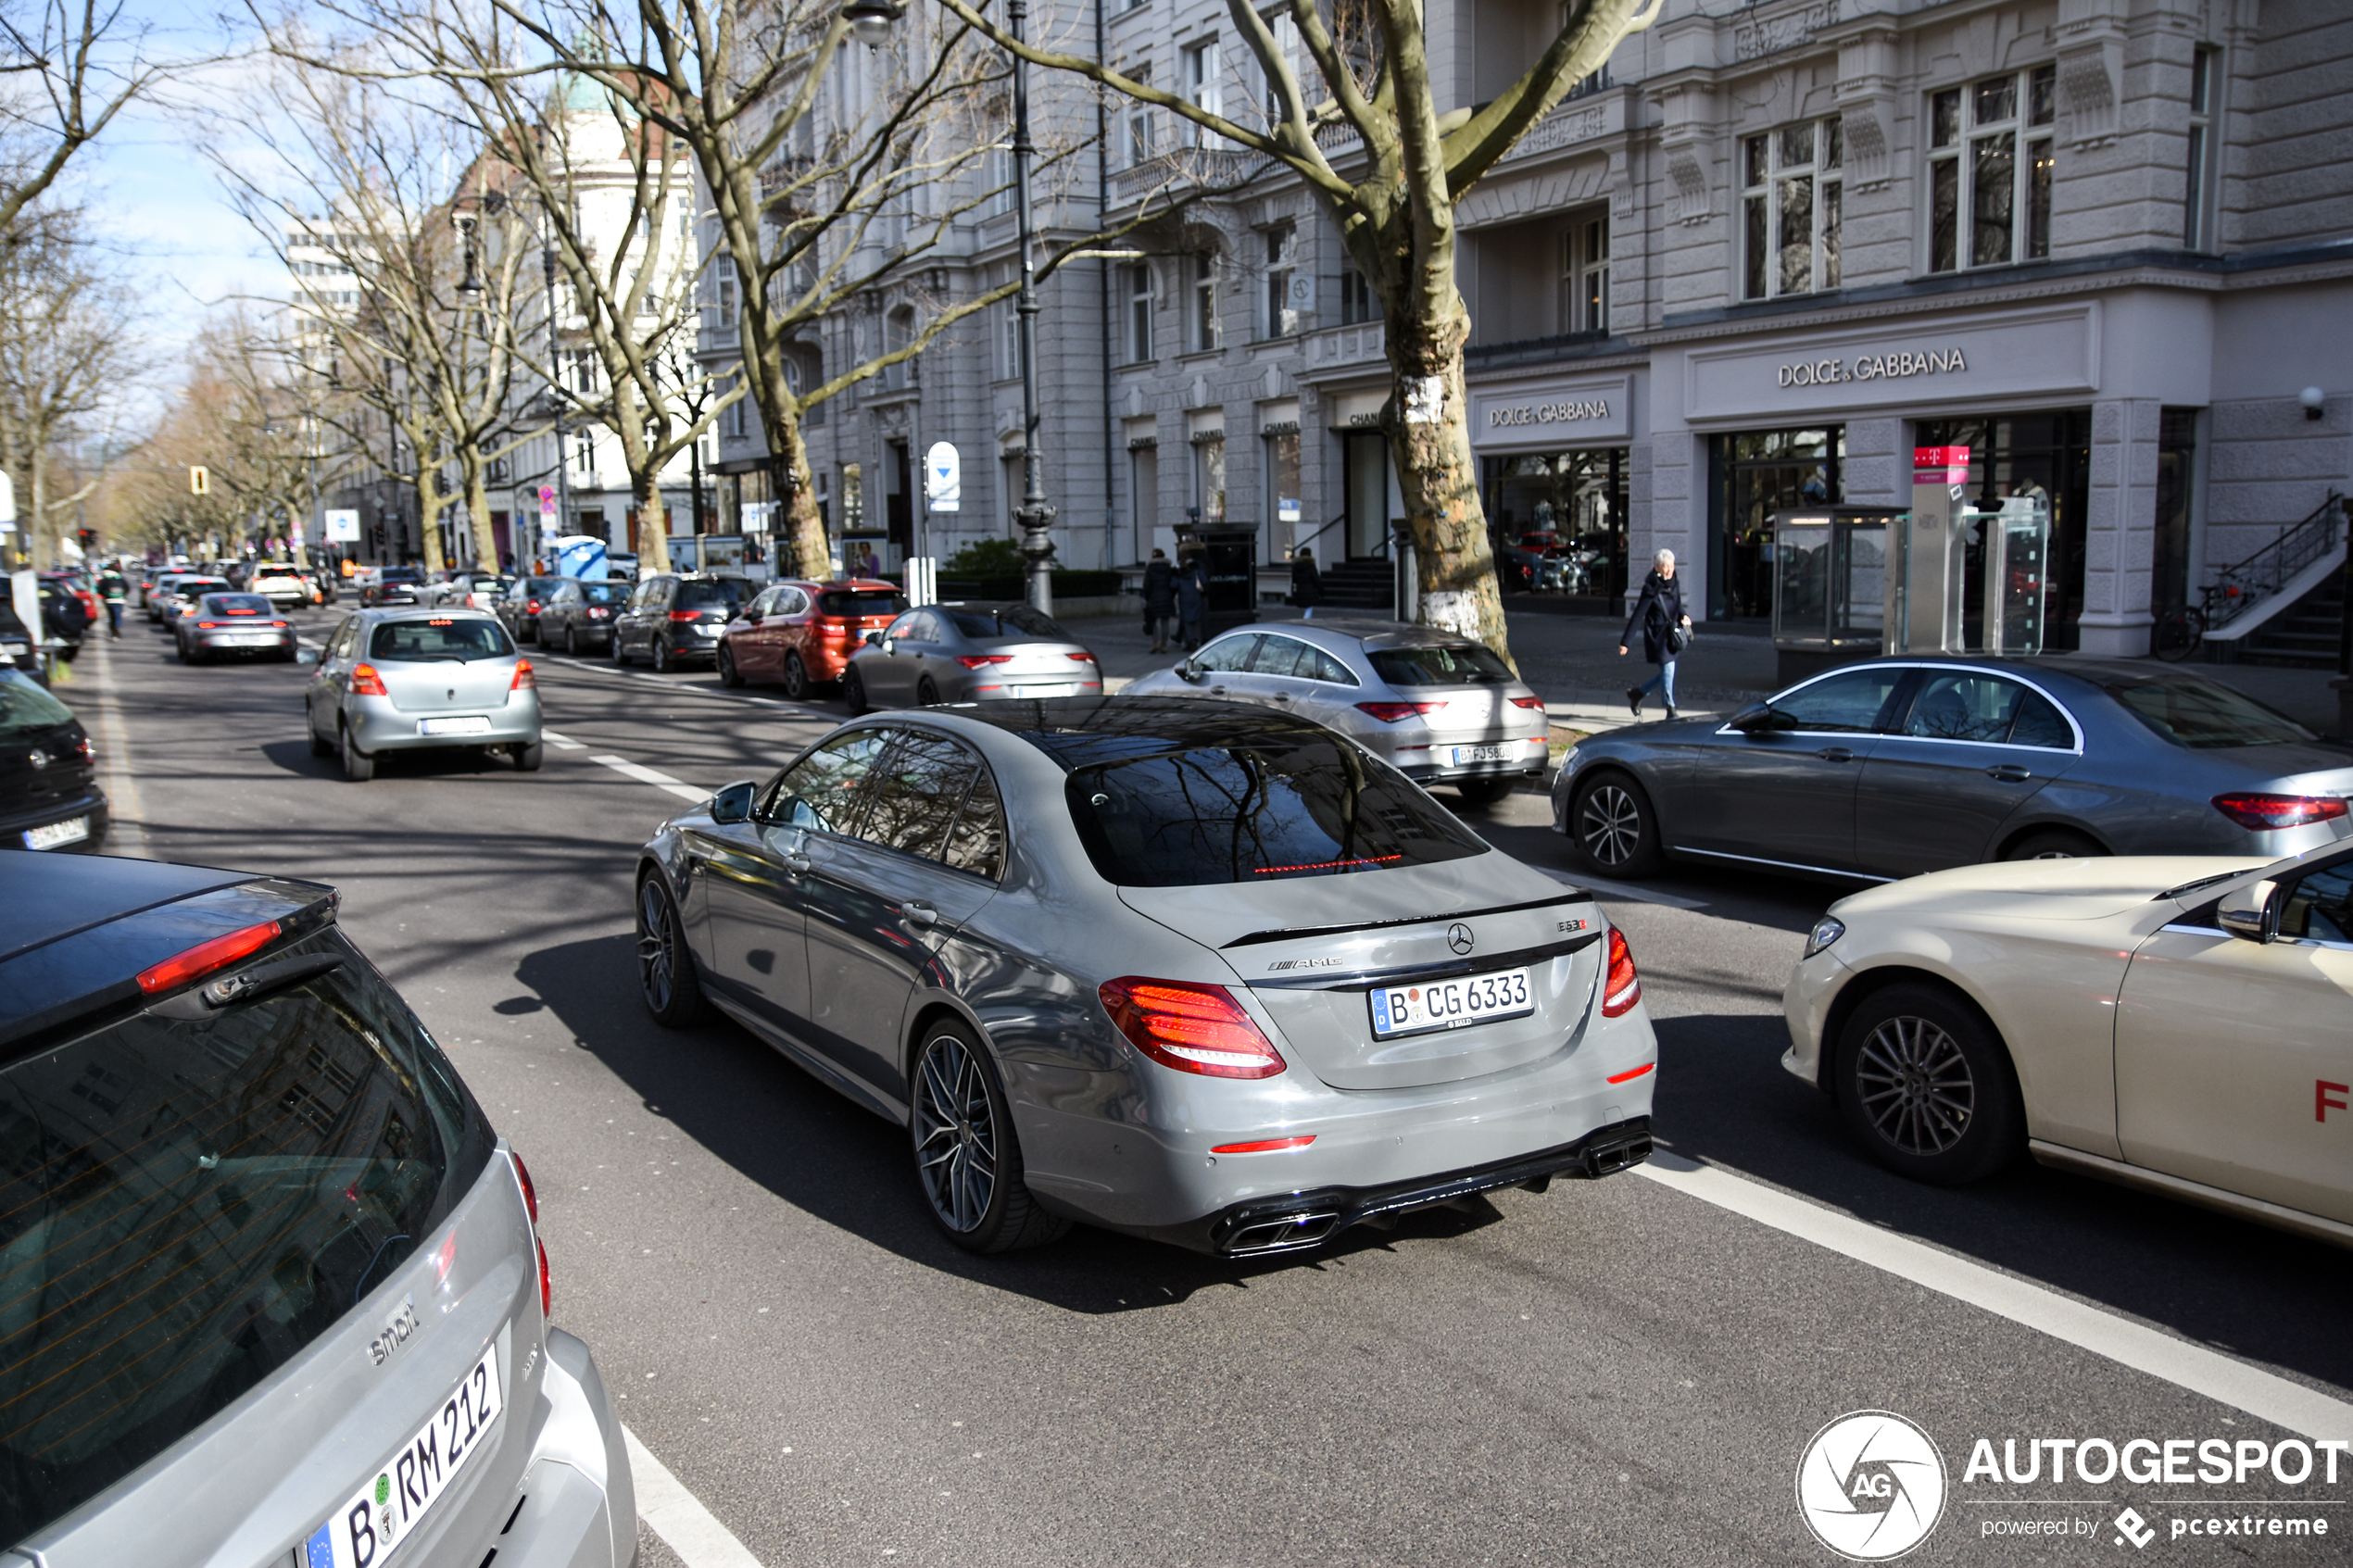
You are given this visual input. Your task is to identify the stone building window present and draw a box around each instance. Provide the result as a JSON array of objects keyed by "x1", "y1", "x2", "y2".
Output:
[
  {"x1": 1189, "y1": 250, "x2": 1219, "y2": 352},
  {"x1": 1263, "y1": 224, "x2": 1299, "y2": 338},
  {"x1": 1928, "y1": 64, "x2": 2056, "y2": 272},
  {"x1": 1123, "y1": 263, "x2": 1153, "y2": 361},
  {"x1": 2183, "y1": 48, "x2": 2221, "y2": 250},
  {"x1": 1741, "y1": 118, "x2": 1842, "y2": 300},
  {"x1": 1561, "y1": 206, "x2": 1609, "y2": 332}
]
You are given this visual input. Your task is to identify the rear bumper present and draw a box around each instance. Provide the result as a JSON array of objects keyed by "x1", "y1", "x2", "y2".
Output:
[
  {"x1": 2, "y1": 787, "x2": 109, "y2": 852},
  {"x1": 189, "y1": 629, "x2": 296, "y2": 655},
  {"x1": 1382, "y1": 734, "x2": 1551, "y2": 784},
  {"x1": 497, "y1": 1328, "x2": 637, "y2": 1568},
  {"x1": 1161, "y1": 1118, "x2": 1655, "y2": 1256},
  {"x1": 346, "y1": 693, "x2": 543, "y2": 752}
]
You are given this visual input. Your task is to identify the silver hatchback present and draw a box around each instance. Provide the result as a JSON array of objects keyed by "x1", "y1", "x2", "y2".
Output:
[
  {"x1": 841, "y1": 602, "x2": 1103, "y2": 712},
  {"x1": 1125, "y1": 618, "x2": 1551, "y2": 805},
  {"x1": 305, "y1": 608, "x2": 544, "y2": 781}
]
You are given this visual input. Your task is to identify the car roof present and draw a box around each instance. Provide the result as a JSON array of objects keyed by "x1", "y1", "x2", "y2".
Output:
[
  {"x1": 1250, "y1": 617, "x2": 1484, "y2": 654},
  {"x1": 915, "y1": 694, "x2": 1342, "y2": 771},
  {"x1": 360, "y1": 605, "x2": 501, "y2": 621}
]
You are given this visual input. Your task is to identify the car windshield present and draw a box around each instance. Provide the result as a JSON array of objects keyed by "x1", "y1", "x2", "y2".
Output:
[
  {"x1": 581, "y1": 583, "x2": 626, "y2": 605},
  {"x1": 0, "y1": 669, "x2": 75, "y2": 736},
  {"x1": 1064, "y1": 736, "x2": 1485, "y2": 886},
  {"x1": 1367, "y1": 644, "x2": 1514, "y2": 686},
  {"x1": 675, "y1": 579, "x2": 753, "y2": 611},
  {"x1": 820, "y1": 588, "x2": 908, "y2": 620},
  {"x1": 2104, "y1": 675, "x2": 2315, "y2": 748},
  {"x1": 946, "y1": 605, "x2": 1065, "y2": 640},
  {"x1": 368, "y1": 619, "x2": 511, "y2": 661},
  {"x1": 0, "y1": 927, "x2": 493, "y2": 1544},
  {"x1": 202, "y1": 595, "x2": 276, "y2": 615},
  {"x1": 176, "y1": 580, "x2": 229, "y2": 596},
  {"x1": 379, "y1": 568, "x2": 422, "y2": 583}
]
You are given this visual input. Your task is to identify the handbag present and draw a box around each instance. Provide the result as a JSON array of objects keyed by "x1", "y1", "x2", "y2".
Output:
[{"x1": 1667, "y1": 623, "x2": 1692, "y2": 655}]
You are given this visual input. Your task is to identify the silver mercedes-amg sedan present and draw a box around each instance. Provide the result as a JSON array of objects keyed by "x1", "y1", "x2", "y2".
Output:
[{"x1": 635, "y1": 696, "x2": 1656, "y2": 1257}]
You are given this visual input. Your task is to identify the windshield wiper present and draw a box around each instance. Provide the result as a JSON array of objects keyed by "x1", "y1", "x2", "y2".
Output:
[{"x1": 2155, "y1": 868, "x2": 2259, "y2": 901}]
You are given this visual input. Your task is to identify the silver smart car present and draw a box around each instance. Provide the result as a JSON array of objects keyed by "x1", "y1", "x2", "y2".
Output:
[
  {"x1": 1124, "y1": 618, "x2": 1551, "y2": 805},
  {"x1": 0, "y1": 851, "x2": 634, "y2": 1566},
  {"x1": 306, "y1": 607, "x2": 544, "y2": 781},
  {"x1": 635, "y1": 696, "x2": 1656, "y2": 1257}
]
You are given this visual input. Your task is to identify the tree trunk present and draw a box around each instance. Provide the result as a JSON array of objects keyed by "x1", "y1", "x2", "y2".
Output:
[
  {"x1": 466, "y1": 463, "x2": 499, "y2": 571},
  {"x1": 777, "y1": 417, "x2": 828, "y2": 581},
  {"x1": 415, "y1": 480, "x2": 446, "y2": 574},
  {"x1": 27, "y1": 447, "x2": 47, "y2": 573},
  {"x1": 1387, "y1": 288, "x2": 1513, "y2": 668},
  {"x1": 635, "y1": 475, "x2": 673, "y2": 573}
]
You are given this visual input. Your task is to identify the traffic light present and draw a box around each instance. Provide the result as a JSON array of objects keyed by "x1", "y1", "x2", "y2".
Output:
[{"x1": 189, "y1": 466, "x2": 209, "y2": 495}]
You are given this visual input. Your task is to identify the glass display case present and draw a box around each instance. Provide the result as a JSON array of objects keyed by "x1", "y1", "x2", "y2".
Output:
[
  {"x1": 1768, "y1": 497, "x2": 2046, "y2": 681},
  {"x1": 1771, "y1": 508, "x2": 1902, "y2": 676}
]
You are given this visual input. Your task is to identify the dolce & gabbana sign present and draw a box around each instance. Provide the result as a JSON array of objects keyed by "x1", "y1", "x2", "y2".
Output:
[
  {"x1": 1778, "y1": 346, "x2": 1968, "y2": 387},
  {"x1": 1683, "y1": 304, "x2": 2099, "y2": 421},
  {"x1": 1469, "y1": 375, "x2": 1631, "y2": 446}
]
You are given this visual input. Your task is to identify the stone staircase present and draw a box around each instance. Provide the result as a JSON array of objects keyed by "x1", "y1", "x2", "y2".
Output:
[
  {"x1": 1317, "y1": 557, "x2": 1395, "y2": 613},
  {"x1": 2233, "y1": 568, "x2": 2347, "y2": 669}
]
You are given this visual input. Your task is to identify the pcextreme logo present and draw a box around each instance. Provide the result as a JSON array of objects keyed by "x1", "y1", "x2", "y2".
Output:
[{"x1": 1797, "y1": 1411, "x2": 1950, "y2": 1561}]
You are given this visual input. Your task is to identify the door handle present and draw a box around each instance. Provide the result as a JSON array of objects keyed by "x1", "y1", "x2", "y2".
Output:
[
  {"x1": 782, "y1": 849, "x2": 812, "y2": 874},
  {"x1": 1210, "y1": 684, "x2": 1227, "y2": 696},
  {"x1": 1816, "y1": 746, "x2": 1856, "y2": 763},
  {"x1": 1273, "y1": 691, "x2": 1293, "y2": 702},
  {"x1": 901, "y1": 899, "x2": 938, "y2": 929},
  {"x1": 1986, "y1": 764, "x2": 2033, "y2": 783}
]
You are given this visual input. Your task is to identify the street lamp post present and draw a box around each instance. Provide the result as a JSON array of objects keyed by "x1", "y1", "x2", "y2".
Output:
[{"x1": 546, "y1": 244, "x2": 570, "y2": 563}]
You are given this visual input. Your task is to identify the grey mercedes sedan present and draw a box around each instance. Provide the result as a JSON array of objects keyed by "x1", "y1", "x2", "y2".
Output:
[
  {"x1": 1553, "y1": 656, "x2": 2353, "y2": 881},
  {"x1": 841, "y1": 602, "x2": 1102, "y2": 712},
  {"x1": 636, "y1": 697, "x2": 1656, "y2": 1257}
]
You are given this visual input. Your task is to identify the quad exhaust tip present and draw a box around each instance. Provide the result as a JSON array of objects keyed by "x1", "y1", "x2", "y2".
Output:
[{"x1": 1224, "y1": 1210, "x2": 1340, "y2": 1255}]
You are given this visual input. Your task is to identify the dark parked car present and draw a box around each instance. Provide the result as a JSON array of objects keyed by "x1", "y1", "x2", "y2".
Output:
[
  {"x1": 0, "y1": 851, "x2": 635, "y2": 1565},
  {"x1": 1553, "y1": 656, "x2": 2353, "y2": 881},
  {"x1": 0, "y1": 666, "x2": 107, "y2": 851},
  {"x1": 363, "y1": 564, "x2": 428, "y2": 606},
  {"x1": 539, "y1": 577, "x2": 629, "y2": 654},
  {"x1": 499, "y1": 574, "x2": 566, "y2": 643},
  {"x1": 610, "y1": 573, "x2": 757, "y2": 671}
]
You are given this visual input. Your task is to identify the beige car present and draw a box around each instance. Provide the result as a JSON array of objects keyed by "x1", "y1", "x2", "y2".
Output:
[{"x1": 1783, "y1": 847, "x2": 2353, "y2": 1248}]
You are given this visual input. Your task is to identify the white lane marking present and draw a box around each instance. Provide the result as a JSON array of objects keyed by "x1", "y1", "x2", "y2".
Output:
[
  {"x1": 1633, "y1": 1152, "x2": 2353, "y2": 1441},
  {"x1": 591, "y1": 754, "x2": 709, "y2": 802},
  {"x1": 532, "y1": 657, "x2": 835, "y2": 720},
  {"x1": 1538, "y1": 865, "x2": 1706, "y2": 909},
  {"x1": 624, "y1": 1425, "x2": 766, "y2": 1568},
  {"x1": 88, "y1": 637, "x2": 152, "y2": 859},
  {"x1": 540, "y1": 729, "x2": 588, "y2": 750}
]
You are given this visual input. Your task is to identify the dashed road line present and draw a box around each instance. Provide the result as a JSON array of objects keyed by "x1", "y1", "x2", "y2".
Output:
[
  {"x1": 625, "y1": 1425, "x2": 765, "y2": 1568},
  {"x1": 541, "y1": 729, "x2": 588, "y2": 750},
  {"x1": 1634, "y1": 1152, "x2": 2353, "y2": 1441},
  {"x1": 591, "y1": 754, "x2": 709, "y2": 802}
]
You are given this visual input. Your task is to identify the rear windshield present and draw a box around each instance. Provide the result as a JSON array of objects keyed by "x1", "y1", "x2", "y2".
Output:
[
  {"x1": 379, "y1": 568, "x2": 422, "y2": 583},
  {"x1": 1367, "y1": 644, "x2": 1515, "y2": 686},
  {"x1": 175, "y1": 580, "x2": 230, "y2": 596},
  {"x1": 1065, "y1": 736, "x2": 1485, "y2": 886},
  {"x1": 675, "y1": 579, "x2": 754, "y2": 611},
  {"x1": 0, "y1": 926, "x2": 493, "y2": 1544},
  {"x1": 368, "y1": 619, "x2": 512, "y2": 661},
  {"x1": 820, "y1": 588, "x2": 908, "y2": 620},
  {"x1": 2104, "y1": 675, "x2": 2314, "y2": 749},
  {"x1": 581, "y1": 583, "x2": 627, "y2": 605},
  {"x1": 203, "y1": 595, "x2": 276, "y2": 615},
  {"x1": 946, "y1": 606, "x2": 1064, "y2": 640},
  {"x1": 0, "y1": 670, "x2": 75, "y2": 737}
]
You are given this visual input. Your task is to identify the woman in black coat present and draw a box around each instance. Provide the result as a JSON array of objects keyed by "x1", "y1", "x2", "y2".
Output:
[
  {"x1": 1618, "y1": 548, "x2": 1692, "y2": 718},
  {"x1": 1289, "y1": 546, "x2": 1323, "y2": 608},
  {"x1": 1141, "y1": 548, "x2": 1176, "y2": 652}
]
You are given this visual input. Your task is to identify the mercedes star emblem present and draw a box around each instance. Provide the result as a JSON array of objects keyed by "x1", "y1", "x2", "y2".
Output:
[{"x1": 1447, "y1": 922, "x2": 1475, "y2": 955}]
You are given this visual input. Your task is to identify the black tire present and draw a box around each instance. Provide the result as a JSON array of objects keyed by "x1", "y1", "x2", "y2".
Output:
[
  {"x1": 635, "y1": 873, "x2": 709, "y2": 1026},
  {"x1": 841, "y1": 664, "x2": 869, "y2": 715},
  {"x1": 1835, "y1": 983, "x2": 2023, "y2": 1185},
  {"x1": 610, "y1": 632, "x2": 631, "y2": 666},
  {"x1": 2001, "y1": 828, "x2": 2105, "y2": 861},
  {"x1": 564, "y1": 624, "x2": 580, "y2": 657},
  {"x1": 783, "y1": 651, "x2": 811, "y2": 702},
  {"x1": 717, "y1": 644, "x2": 743, "y2": 687},
  {"x1": 1570, "y1": 771, "x2": 1662, "y2": 876},
  {"x1": 511, "y1": 740, "x2": 544, "y2": 771},
  {"x1": 1453, "y1": 776, "x2": 1517, "y2": 808},
  {"x1": 915, "y1": 676, "x2": 941, "y2": 707},
  {"x1": 650, "y1": 637, "x2": 672, "y2": 674},
  {"x1": 340, "y1": 721, "x2": 374, "y2": 782},
  {"x1": 909, "y1": 1020, "x2": 1068, "y2": 1253}
]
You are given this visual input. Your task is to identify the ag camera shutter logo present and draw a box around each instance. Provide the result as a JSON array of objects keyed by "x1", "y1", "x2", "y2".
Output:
[{"x1": 1796, "y1": 1411, "x2": 1948, "y2": 1561}]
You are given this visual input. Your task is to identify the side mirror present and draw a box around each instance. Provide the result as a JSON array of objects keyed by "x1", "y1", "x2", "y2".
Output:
[
  {"x1": 863, "y1": 630, "x2": 885, "y2": 646},
  {"x1": 1727, "y1": 701, "x2": 1774, "y2": 733},
  {"x1": 296, "y1": 649, "x2": 321, "y2": 666},
  {"x1": 743, "y1": 611, "x2": 763, "y2": 625},
  {"x1": 1175, "y1": 659, "x2": 1202, "y2": 683},
  {"x1": 2218, "y1": 879, "x2": 2282, "y2": 944},
  {"x1": 710, "y1": 778, "x2": 758, "y2": 825}
]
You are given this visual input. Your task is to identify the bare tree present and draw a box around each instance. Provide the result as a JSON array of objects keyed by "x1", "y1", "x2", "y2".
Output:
[
  {"x1": 0, "y1": 201, "x2": 137, "y2": 570},
  {"x1": 0, "y1": 0, "x2": 171, "y2": 233},
  {"x1": 937, "y1": 0, "x2": 1662, "y2": 658}
]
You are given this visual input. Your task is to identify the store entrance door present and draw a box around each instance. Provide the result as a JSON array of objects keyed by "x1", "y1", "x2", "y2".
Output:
[
  {"x1": 1710, "y1": 428, "x2": 1843, "y2": 621},
  {"x1": 1344, "y1": 432, "x2": 1398, "y2": 558}
]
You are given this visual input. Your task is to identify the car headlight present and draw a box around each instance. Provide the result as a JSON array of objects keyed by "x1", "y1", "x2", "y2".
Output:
[{"x1": 1802, "y1": 916, "x2": 1846, "y2": 960}]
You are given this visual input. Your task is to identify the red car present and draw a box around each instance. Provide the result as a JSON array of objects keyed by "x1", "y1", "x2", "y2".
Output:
[{"x1": 716, "y1": 577, "x2": 905, "y2": 698}]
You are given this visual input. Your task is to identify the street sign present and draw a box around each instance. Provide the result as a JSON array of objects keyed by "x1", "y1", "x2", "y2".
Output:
[
  {"x1": 925, "y1": 442, "x2": 961, "y2": 513},
  {"x1": 538, "y1": 484, "x2": 557, "y2": 519},
  {"x1": 324, "y1": 509, "x2": 361, "y2": 542}
]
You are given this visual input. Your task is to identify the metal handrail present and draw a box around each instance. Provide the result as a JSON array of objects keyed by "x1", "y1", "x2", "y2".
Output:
[
  {"x1": 1293, "y1": 511, "x2": 1347, "y2": 557},
  {"x1": 2201, "y1": 489, "x2": 2345, "y2": 630}
]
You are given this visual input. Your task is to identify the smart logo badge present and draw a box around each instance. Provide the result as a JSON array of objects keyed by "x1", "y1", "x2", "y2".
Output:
[{"x1": 1796, "y1": 1411, "x2": 1948, "y2": 1561}]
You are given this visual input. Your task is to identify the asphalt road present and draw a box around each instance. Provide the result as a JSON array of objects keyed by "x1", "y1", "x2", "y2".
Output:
[{"x1": 67, "y1": 606, "x2": 2353, "y2": 1567}]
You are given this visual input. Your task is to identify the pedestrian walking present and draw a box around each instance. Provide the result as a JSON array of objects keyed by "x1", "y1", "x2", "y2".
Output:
[
  {"x1": 1619, "y1": 548, "x2": 1692, "y2": 720},
  {"x1": 96, "y1": 566, "x2": 127, "y2": 639},
  {"x1": 861, "y1": 546, "x2": 883, "y2": 579},
  {"x1": 1289, "y1": 546, "x2": 1323, "y2": 609},
  {"x1": 1176, "y1": 546, "x2": 1209, "y2": 652},
  {"x1": 1141, "y1": 547, "x2": 1176, "y2": 653}
]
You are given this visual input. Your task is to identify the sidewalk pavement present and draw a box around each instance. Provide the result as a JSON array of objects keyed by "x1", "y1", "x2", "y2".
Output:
[{"x1": 1060, "y1": 600, "x2": 2347, "y2": 739}]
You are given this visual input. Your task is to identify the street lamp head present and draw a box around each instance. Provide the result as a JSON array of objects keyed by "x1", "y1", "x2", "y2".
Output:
[
  {"x1": 842, "y1": 0, "x2": 902, "y2": 46},
  {"x1": 2301, "y1": 385, "x2": 2326, "y2": 420}
]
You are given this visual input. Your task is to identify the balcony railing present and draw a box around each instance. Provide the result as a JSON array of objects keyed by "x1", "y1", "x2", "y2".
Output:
[{"x1": 1108, "y1": 145, "x2": 1265, "y2": 205}]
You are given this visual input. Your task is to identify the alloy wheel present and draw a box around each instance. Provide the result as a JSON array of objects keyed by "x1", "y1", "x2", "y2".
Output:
[
  {"x1": 1579, "y1": 784, "x2": 1642, "y2": 867},
  {"x1": 637, "y1": 880, "x2": 677, "y2": 1013},
  {"x1": 783, "y1": 652, "x2": 808, "y2": 701},
  {"x1": 1853, "y1": 1015, "x2": 1976, "y2": 1157},
  {"x1": 912, "y1": 1034, "x2": 999, "y2": 1233}
]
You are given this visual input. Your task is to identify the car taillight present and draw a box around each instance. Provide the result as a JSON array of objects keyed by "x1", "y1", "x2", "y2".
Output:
[
  {"x1": 1511, "y1": 696, "x2": 1546, "y2": 711},
  {"x1": 669, "y1": 609, "x2": 701, "y2": 621},
  {"x1": 2211, "y1": 793, "x2": 2348, "y2": 830},
  {"x1": 527, "y1": 598, "x2": 541, "y2": 613},
  {"x1": 1601, "y1": 928, "x2": 1642, "y2": 1017},
  {"x1": 589, "y1": 607, "x2": 610, "y2": 618},
  {"x1": 271, "y1": 621, "x2": 289, "y2": 628},
  {"x1": 958, "y1": 654, "x2": 1014, "y2": 669},
  {"x1": 134, "y1": 918, "x2": 283, "y2": 994},
  {"x1": 510, "y1": 658, "x2": 535, "y2": 690},
  {"x1": 196, "y1": 621, "x2": 220, "y2": 629},
  {"x1": 537, "y1": 1238, "x2": 552, "y2": 1317},
  {"x1": 1355, "y1": 701, "x2": 1447, "y2": 722},
  {"x1": 1211, "y1": 1135, "x2": 1315, "y2": 1154},
  {"x1": 511, "y1": 1150, "x2": 540, "y2": 1224},
  {"x1": 351, "y1": 663, "x2": 389, "y2": 696},
  {"x1": 1067, "y1": 651, "x2": 1098, "y2": 663},
  {"x1": 1098, "y1": 977, "x2": 1287, "y2": 1079}
]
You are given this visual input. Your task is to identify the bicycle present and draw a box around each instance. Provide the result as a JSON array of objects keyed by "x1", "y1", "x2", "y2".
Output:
[{"x1": 2150, "y1": 603, "x2": 2204, "y2": 662}]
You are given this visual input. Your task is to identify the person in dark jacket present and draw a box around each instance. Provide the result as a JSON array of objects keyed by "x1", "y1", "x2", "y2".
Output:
[
  {"x1": 1618, "y1": 548, "x2": 1691, "y2": 718},
  {"x1": 1289, "y1": 546, "x2": 1323, "y2": 609},
  {"x1": 96, "y1": 567, "x2": 128, "y2": 637},
  {"x1": 1142, "y1": 547, "x2": 1176, "y2": 652},
  {"x1": 1175, "y1": 546, "x2": 1209, "y2": 652}
]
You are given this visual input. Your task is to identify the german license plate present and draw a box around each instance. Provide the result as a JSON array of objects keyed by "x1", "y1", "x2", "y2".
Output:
[
  {"x1": 22, "y1": 816, "x2": 87, "y2": 850},
  {"x1": 1014, "y1": 683, "x2": 1079, "y2": 697},
  {"x1": 418, "y1": 716, "x2": 493, "y2": 736},
  {"x1": 1451, "y1": 744, "x2": 1512, "y2": 766},
  {"x1": 1369, "y1": 968, "x2": 1533, "y2": 1038},
  {"x1": 304, "y1": 1342, "x2": 505, "y2": 1568}
]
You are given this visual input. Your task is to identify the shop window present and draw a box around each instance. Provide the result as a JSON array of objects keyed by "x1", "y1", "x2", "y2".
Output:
[
  {"x1": 1189, "y1": 250, "x2": 1220, "y2": 352},
  {"x1": 1192, "y1": 435, "x2": 1226, "y2": 525},
  {"x1": 1927, "y1": 64, "x2": 2056, "y2": 273},
  {"x1": 1263, "y1": 224, "x2": 1299, "y2": 339},
  {"x1": 2183, "y1": 49, "x2": 2221, "y2": 250},
  {"x1": 1265, "y1": 428, "x2": 1301, "y2": 552},
  {"x1": 1740, "y1": 118, "x2": 1842, "y2": 301},
  {"x1": 1559, "y1": 206, "x2": 1609, "y2": 332},
  {"x1": 1122, "y1": 263, "x2": 1153, "y2": 362},
  {"x1": 1339, "y1": 268, "x2": 1374, "y2": 326},
  {"x1": 841, "y1": 462, "x2": 863, "y2": 533}
]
